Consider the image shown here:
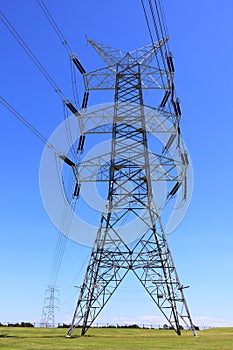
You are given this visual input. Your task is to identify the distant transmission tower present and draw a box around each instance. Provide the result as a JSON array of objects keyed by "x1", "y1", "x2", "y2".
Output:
[{"x1": 41, "y1": 285, "x2": 59, "y2": 327}]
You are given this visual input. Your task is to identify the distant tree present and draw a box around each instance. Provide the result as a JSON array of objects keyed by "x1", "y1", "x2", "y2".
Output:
[
  {"x1": 20, "y1": 322, "x2": 34, "y2": 328},
  {"x1": 7, "y1": 322, "x2": 34, "y2": 328},
  {"x1": 127, "y1": 324, "x2": 140, "y2": 329},
  {"x1": 57, "y1": 323, "x2": 71, "y2": 328}
]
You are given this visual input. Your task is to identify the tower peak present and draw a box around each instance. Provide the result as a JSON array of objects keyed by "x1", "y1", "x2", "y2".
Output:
[{"x1": 87, "y1": 37, "x2": 168, "y2": 68}]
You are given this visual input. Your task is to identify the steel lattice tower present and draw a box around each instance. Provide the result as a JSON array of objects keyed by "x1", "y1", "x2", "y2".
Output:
[
  {"x1": 41, "y1": 285, "x2": 59, "y2": 328},
  {"x1": 67, "y1": 37, "x2": 197, "y2": 337}
]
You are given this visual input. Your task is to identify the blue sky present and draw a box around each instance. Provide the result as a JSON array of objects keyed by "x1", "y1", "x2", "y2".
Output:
[{"x1": 0, "y1": 0, "x2": 233, "y2": 329}]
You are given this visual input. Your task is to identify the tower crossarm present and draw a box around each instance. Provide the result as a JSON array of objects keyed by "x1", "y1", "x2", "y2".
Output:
[
  {"x1": 75, "y1": 152, "x2": 185, "y2": 184},
  {"x1": 130, "y1": 38, "x2": 168, "y2": 67},
  {"x1": 84, "y1": 65, "x2": 172, "y2": 91},
  {"x1": 78, "y1": 103, "x2": 177, "y2": 135}
]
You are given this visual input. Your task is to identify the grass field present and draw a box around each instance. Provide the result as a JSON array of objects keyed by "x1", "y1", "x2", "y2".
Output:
[{"x1": 0, "y1": 327, "x2": 232, "y2": 350}]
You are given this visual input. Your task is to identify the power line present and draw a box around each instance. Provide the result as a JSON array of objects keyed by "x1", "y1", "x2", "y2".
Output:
[
  {"x1": 48, "y1": 156, "x2": 78, "y2": 286},
  {"x1": 36, "y1": 0, "x2": 83, "y2": 110},
  {"x1": 141, "y1": 0, "x2": 155, "y2": 49},
  {"x1": 0, "y1": 95, "x2": 79, "y2": 172},
  {"x1": 1, "y1": 5, "x2": 84, "y2": 320},
  {"x1": 0, "y1": 93, "x2": 79, "y2": 284},
  {"x1": 148, "y1": 0, "x2": 167, "y2": 69},
  {"x1": 33, "y1": 3, "x2": 87, "y2": 286},
  {"x1": 0, "y1": 10, "x2": 66, "y2": 99},
  {"x1": 140, "y1": 0, "x2": 167, "y2": 90},
  {"x1": 0, "y1": 95, "x2": 56, "y2": 152},
  {"x1": 0, "y1": 7, "x2": 85, "y2": 113},
  {"x1": 1, "y1": 93, "x2": 79, "y2": 294},
  {"x1": 36, "y1": 0, "x2": 88, "y2": 164},
  {"x1": 140, "y1": 0, "x2": 181, "y2": 120},
  {"x1": 36, "y1": 0, "x2": 73, "y2": 54},
  {"x1": 0, "y1": 8, "x2": 83, "y2": 164},
  {"x1": 156, "y1": 0, "x2": 169, "y2": 42}
]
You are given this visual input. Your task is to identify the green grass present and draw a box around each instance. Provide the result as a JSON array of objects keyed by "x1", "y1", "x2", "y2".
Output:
[{"x1": 0, "y1": 327, "x2": 232, "y2": 350}]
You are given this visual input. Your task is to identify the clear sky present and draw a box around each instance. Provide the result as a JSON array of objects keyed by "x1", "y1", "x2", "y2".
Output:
[{"x1": 0, "y1": 0, "x2": 233, "y2": 329}]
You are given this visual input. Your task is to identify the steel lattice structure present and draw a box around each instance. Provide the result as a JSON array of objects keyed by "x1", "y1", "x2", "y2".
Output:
[
  {"x1": 40, "y1": 285, "x2": 59, "y2": 328},
  {"x1": 67, "y1": 37, "x2": 197, "y2": 337}
]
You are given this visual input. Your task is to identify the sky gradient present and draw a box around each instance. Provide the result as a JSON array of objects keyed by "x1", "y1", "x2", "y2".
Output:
[{"x1": 0, "y1": 0, "x2": 233, "y2": 328}]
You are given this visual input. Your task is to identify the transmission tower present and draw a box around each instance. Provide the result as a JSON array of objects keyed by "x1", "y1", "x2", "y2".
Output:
[
  {"x1": 40, "y1": 285, "x2": 59, "y2": 328},
  {"x1": 66, "y1": 33, "x2": 197, "y2": 337}
]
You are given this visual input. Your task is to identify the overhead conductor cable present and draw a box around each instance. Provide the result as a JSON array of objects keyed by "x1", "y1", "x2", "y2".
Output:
[
  {"x1": 0, "y1": 10, "x2": 65, "y2": 99},
  {"x1": 37, "y1": 0, "x2": 73, "y2": 54},
  {"x1": 37, "y1": 1, "x2": 86, "y2": 75},
  {"x1": 1, "y1": 5, "x2": 82, "y2": 294},
  {"x1": 0, "y1": 95, "x2": 75, "y2": 168}
]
